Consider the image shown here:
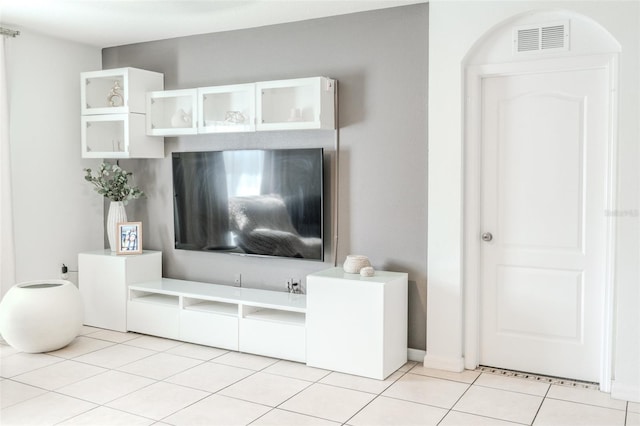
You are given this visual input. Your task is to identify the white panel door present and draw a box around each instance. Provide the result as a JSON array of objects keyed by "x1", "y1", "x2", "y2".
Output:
[{"x1": 480, "y1": 68, "x2": 608, "y2": 382}]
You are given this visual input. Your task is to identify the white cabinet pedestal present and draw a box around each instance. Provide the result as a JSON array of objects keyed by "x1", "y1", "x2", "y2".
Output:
[
  {"x1": 306, "y1": 267, "x2": 408, "y2": 380},
  {"x1": 78, "y1": 250, "x2": 162, "y2": 332}
]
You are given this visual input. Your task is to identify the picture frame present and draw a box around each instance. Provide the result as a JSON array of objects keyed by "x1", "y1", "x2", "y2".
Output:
[{"x1": 116, "y1": 222, "x2": 142, "y2": 254}]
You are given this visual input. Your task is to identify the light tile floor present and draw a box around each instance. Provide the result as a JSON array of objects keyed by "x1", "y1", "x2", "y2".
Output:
[{"x1": 1, "y1": 326, "x2": 638, "y2": 426}]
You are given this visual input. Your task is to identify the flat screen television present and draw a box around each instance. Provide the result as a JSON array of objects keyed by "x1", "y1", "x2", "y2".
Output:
[{"x1": 172, "y1": 148, "x2": 324, "y2": 261}]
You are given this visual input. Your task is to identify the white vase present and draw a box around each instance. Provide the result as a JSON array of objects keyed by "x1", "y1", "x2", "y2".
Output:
[
  {"x1": 0, "y1": 280, "x2": 83, "y2": 353},
  {"x1": 107, "y1": 201, "x2": 127, "y2": 251}
]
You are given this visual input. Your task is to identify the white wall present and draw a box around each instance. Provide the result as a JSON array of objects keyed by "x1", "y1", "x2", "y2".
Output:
[
  {"x1": 4, "y1": 30, "x2": 103, "y2": 295},
  {"x1": 427, "y1": 0, "x2": 639, "y2": 401}
]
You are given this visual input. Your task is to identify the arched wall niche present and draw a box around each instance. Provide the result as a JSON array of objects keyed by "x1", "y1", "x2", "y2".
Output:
[{"x1": 464, "y1": 9, "x2": 621, "y2": 65}]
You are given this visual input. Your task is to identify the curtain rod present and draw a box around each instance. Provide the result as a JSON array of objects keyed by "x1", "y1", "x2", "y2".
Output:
[{"x1": 0, "y1": 27, "x2": 20, "y2": 38}]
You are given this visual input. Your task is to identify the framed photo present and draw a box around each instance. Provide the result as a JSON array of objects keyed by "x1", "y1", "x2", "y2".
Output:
[{"x1": 116, "y1": 222, "x2": 142, "y2": 254}]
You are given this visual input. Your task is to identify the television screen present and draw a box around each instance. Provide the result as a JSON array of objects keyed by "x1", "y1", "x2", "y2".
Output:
[{"x1": 172, "y1": 148, "x2": 324, "y2": 261}]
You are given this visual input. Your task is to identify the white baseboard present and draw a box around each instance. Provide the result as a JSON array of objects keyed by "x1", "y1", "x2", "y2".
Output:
[
  {"x1": 611, "y1": 380, "x2": 640, "y2": 402},
  {"x1": 423, "y1": 352, "x2": 465, "y2": 372},
  {"x1": 407, "y1": 348, "x2": 426, "y2": 362}
]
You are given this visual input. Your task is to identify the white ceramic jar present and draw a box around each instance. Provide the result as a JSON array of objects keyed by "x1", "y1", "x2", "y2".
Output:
[{"x1": 343, "y1": 255, "x2": 372, "y2": 274}]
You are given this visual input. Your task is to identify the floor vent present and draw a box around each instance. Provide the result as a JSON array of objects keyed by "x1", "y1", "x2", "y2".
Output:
[
  {"x1": 513, "y1": 21, "x2": 569, "y2": 55},
  {"x1": 477, "y1": 366, "x2": 599, "y2": 390}
]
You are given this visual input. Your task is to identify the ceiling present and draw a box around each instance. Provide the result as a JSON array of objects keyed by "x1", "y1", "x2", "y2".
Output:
[{"x1": 0, "y1": 0, "x2": 426, "y2": 48}]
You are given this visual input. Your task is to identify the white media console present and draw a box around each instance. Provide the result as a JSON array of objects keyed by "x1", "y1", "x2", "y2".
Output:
[
  {"x1": 127, "y1": 278, "x2": 307, "y2": 362},
  {"x1": 78, "y1": 250, "x2": 408, "y2": 379}
]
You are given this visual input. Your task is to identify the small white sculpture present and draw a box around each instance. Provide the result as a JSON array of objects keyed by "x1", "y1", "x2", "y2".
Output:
[
  {"x1": 343, "y1": 255, "x2": 371, "y2": 274},
  {"x1": 107, "y1": 80, "x2": 123, "y2": 107},
  {"x1": 171, "y1": 108, "x2": 192, "y2": 128},
  {"x1": 360, "y1": 266, "x2": 375, "y2": 277},
  {"x1": 224, "y1": 111, "x2": 246, "y2": 124}
]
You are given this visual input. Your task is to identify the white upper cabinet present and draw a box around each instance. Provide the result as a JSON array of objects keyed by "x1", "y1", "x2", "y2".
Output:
[
  {"x1": 81, "y1": 114, "x2": 162, "y2": 159},
  {"x1": 198, "y1": 83, "x2": 256, "y2": 134},
  {"x1": 81, "y1": 67, "x2": 163, "y2": 115},
  {"x1": 147, "y1": 89, "x2": 198, "y2": 136},
  {"x1": 256, "y1": 77, "x2": 335, "y2": 131},
  {"x1": 145, "y1": 77, "x2": 336, "y2": 136},
  {"x1": 80, "y1": 67, "x2": 164, "y2": 159}
]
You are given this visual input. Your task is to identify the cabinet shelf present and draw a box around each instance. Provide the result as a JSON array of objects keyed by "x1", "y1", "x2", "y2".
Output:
[
  {"x1": 183, "y1": 298, "x2": 238, "y2": 316},
  {"x1": 244, "y1": 308, "x2": 305, "y2": 326},
  {"x1": 130, "y1": 292, "x2": 179, "y2": 306},
  {"x1": 239, "y1": 304, "x2": 306, "y2": 362}
]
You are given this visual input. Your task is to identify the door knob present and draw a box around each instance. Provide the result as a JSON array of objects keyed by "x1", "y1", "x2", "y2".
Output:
[{"x1": 481, "y1": 232, "x2": 493, "y2": 242}]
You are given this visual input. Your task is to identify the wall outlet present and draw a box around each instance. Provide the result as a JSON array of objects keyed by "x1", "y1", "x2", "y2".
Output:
[{"x1": 234, "y1": 273, "x2": 242, "y2": 286}]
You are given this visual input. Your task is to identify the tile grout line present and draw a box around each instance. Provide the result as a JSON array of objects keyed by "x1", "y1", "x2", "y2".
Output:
[
  {"x1": 529, "y1": 379, "x2": 552, "y2": 425},
  {"x1": 341, "y1": 366, "x2": 413, "y2": 425},
  {"x1": 624, "y1": 401, "x2": 629, "y2": 426},
  {"x1": 241, "y1": 359, "x2": 335, "y2": 425},
  {"x1": 47, "y1": 339, "x2": 170, "y2": 418},
  {"x1": 472, "y1": 382, "x2": 551, "y2": 398},
  {"x1": 155, "y1": 354, "x2": 277, "y2": 425},
  {"x1": 52, "y1": 401, "x2": 159, "y2": 426},
  {"x1": 543, "y1": 395, "x2": 630, "y2": 413},
  {"x1": 435, "y1": 368, "x2": 483, "y2": 425},
  {"x1": 3, "y1": 334, "x2": 210, "y2": 424},
  {"x1": 252, "y1": 363, "x2": 418, "y2": 425},
  {"x1": 0, "y1": 355, "x2": 67, "y2": 381},
  {"x1": 2, "y1": 371, "x2": 162, "y2": 425},
  {"x1": 153, "y1": 362, "x2": 261, "y2": 425}
]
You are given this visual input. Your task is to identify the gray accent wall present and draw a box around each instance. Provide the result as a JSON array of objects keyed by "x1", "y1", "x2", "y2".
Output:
[{"x1": 103, "y1": 4, "x2": 428, "y2": 350}]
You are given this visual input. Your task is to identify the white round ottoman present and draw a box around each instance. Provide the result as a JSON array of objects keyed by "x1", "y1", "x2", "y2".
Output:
[{"x1": 0, "y1": 279, "x2": 83, "y2": 353}]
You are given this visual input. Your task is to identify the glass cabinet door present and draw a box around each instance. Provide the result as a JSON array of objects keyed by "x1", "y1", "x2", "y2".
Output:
[{"x1": 198, "y1": 83, "x2": 256, "y2": 133}]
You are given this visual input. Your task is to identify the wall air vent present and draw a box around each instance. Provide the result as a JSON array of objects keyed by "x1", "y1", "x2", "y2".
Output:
[{"x1": 513, "y1": 21, "x2": 569, "y2": 55}]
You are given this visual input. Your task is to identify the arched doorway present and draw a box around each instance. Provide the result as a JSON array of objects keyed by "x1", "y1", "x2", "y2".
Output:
[{"x1": 462, "y1": 10, "x2": 620, "y2": 389}]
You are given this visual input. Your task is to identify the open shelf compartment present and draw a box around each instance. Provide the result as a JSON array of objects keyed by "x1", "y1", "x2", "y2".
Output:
[
  {"x1": 183, "y1": 297, "x2": 238, "y2": 316},
  {"x1": 129, "y1": 289, "x2": 179, "y2": 306},
  {"x1": 242, "y1": 305, "x2": 305, "y2": 326}
]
